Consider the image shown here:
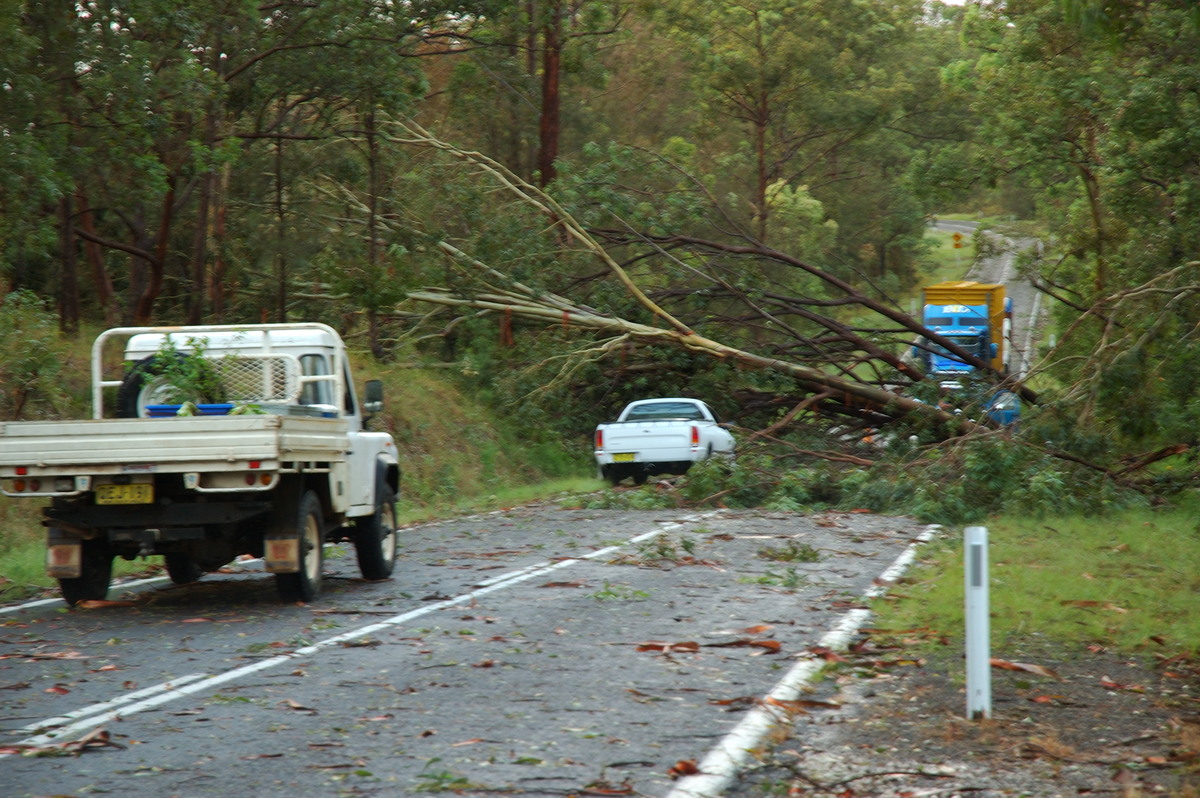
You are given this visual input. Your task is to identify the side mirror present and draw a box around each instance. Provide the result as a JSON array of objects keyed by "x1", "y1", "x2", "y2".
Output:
[{"x1": 363, "y1": 379, "x2": 384, "y2": 415}]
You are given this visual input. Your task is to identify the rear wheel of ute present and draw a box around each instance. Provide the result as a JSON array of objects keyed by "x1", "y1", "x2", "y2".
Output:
[
  {"x1": 59, "y1": 537, "x2": 114, "y2": 607},
  {"x1": 275, "y1": 491, "x2": 324, "y2": 603},
  {"x1": 165, "y1": 553, "x2": 204, "y2": 585}
]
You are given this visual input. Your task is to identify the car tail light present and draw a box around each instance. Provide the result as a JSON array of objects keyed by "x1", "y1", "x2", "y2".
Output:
[
  {"x1": 595, "y1": 430, "x2": 604, "y2": 449},
  {"x1": 691, "y1": 426, "x2": 700, "y2": 446}
]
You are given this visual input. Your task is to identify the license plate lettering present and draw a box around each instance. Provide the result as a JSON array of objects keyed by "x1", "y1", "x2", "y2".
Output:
[{"x1": 95, "y1": 483, "x2": 154, "y2": 505}]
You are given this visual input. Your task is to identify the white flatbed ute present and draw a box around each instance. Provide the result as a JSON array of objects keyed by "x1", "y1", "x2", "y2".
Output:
[
  {"x1": 0, "y1": 323, "x2": 400, "y2": 605},
  {"x1": 593, "y1": 397, "x2": 735, "y2": 486}
]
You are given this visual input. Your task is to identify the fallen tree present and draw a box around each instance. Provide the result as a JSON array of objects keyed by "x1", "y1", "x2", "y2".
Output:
[{"x1": 391, "y1": 120, "x2": 992, "y2": 436}]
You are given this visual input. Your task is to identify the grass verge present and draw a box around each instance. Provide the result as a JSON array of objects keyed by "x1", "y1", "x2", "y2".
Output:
[{"x1": 871, "y1": 499, "x2": 1200, "y2": 657}]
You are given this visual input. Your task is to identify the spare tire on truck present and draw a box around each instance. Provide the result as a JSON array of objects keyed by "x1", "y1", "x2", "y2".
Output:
[{"x1": 115, "y1": 353, "x2": 186, "y2": 418}]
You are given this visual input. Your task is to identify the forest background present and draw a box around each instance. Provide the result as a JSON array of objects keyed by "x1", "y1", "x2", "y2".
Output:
[{"x1": 2, "y1": 0, "x2": 1200, "y2": 525}]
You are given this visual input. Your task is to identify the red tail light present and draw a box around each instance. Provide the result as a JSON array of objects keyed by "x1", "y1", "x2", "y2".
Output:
[
  {"x1": 595, "y1": 430, "x2": 604, "y2": 449},
  {"x1": 691, "y1": 425, "x2": 700, "y2": 446}
]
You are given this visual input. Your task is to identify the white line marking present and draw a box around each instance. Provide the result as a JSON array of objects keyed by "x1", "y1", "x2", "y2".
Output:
[
  {"x1": 665, "y1": 524, "x2": 940, "y2": 798},
  {"x1": 0, "y1": 559, "x2": 267, "y2": 615},
  {"x1": 17, "y1": 673, "x2": 210, "y2": 734},
  {"x1": 2, "y1": 513, "x2": 718, "y2": 753}
]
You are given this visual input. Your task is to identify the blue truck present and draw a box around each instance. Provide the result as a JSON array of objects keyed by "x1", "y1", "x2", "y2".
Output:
[{"x1": 913, "y1": 281, "x2": 1012, "y2": 388}]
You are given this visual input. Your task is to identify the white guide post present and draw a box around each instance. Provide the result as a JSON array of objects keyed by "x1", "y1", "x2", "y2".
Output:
[{"x1": 964, "y1": 525, "x2": 991, "y2": 719}]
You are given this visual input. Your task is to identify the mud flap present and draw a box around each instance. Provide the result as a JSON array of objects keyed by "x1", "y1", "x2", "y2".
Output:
[
  {"x1": 264, "y1": 536, "x2": 300, "y2": 573},
  {"x1": 46, "y1": 542, "x2": 83, "y2": 579}
]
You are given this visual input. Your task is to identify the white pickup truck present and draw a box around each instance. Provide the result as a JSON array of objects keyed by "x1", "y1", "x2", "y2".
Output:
[
  {"x1": 0, "y1": 323, "x2": 400, "y2": 605},
  {"x1": 593, "y1": 398, "x2": 735, "y2": 486}
]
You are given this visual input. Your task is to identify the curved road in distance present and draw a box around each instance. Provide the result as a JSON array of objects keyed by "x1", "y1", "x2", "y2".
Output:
[{"x1": 931, "y1": 218, "x2": 1045, "y2": 380}]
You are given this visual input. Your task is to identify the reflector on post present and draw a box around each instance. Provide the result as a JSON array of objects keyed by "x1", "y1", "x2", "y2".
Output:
[{"x1": 965, "y1": 525, "x2": 991, "y2": 719}]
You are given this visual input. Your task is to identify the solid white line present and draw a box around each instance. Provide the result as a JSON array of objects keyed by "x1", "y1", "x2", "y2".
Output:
[
  {"x1": 0, "y1": 575, "x2": 170, "y2": 615},
  {"x1": 0, "y1": 557, "x2": 266, "y2": 615},
  {"x1": 664, "y1": 524, "x2": 940, "y2": 798},
  {"x1": 3, "y1": 512, "x2": 718, "y2": 753},
  {"x1": 18, "y1": 673, "x2": 210, "y2": 734}
]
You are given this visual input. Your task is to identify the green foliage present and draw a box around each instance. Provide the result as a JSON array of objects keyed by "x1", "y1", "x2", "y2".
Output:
[
  {"x1": 145, "y1": 336, "x2": 227, "y2": 406},
  {"x1": 0, "y1": 291, "x2": 70, "y2": 420},
  {"x1": 589, "y1": 582, "x2": 650, "y2": 601},
  {"x1": 756, "y1": 539, "x2": 820, "y2": 563}
]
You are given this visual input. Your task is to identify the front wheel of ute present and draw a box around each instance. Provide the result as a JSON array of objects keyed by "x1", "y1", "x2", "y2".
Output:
[
  {"x1": 355, "y1": 488, "x2": 397, "y2": 581},
  {"x1": 59, "y1": 537, "x2": 113, "y2": 607},
  {"x1": 275, "y1": 491, "x2": 324, "y2": 603}
]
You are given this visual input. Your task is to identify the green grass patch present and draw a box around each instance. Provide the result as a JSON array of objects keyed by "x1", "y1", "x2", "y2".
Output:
[
  {"x1": 872, "y1": 501, "x2": 1200, "y2": 655},
  {"x1": 395, "y1": 476, "x2": 602, "y2": 526}
]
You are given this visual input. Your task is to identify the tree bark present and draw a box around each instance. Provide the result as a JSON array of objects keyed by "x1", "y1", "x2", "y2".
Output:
[
  {"x1": 74, "y1": 190, "x2": 120, "y2": 326},
  {"x1": 58, "y1": 195, "x2": 80, "y2": 333},
  {"x1": 537, "y1": 1, "x2": 562, "y2": 187},
  {"x1": 132, "y1": 184, "x2": 174, "y2": 325}
]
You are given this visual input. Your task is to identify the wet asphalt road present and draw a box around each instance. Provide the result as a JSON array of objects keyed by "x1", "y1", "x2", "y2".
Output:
[{"x1": 1, "y1": 504, "x2": 929, "y2": 797}]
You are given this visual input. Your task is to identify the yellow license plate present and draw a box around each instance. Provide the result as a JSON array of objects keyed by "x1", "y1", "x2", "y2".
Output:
[
  {"x1": 95, "y1": 484, "x2": 154, "y2": 505},
  {"x1": 612, "y1": 453, "x2": 636, "y2": 463}
]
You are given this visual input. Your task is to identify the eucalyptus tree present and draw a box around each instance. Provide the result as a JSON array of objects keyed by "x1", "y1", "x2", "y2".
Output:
[
  {"x1": 2, "y1": 1, "x2": 497, "y2": 328},
  {"x1": 960, "y1": 0, "x2": 1200, "y2": 452},
  {"x1": 639, "y1": 0, "x2": 949, "y2": 289},
  {"x1": 426, "y1": 1, "x2": 629, "y2": 185}
]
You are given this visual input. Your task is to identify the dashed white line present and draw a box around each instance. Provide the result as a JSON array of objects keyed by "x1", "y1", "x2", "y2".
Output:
[{"x1": 2, "y1": 513, "x2": 718, "y2": 754}]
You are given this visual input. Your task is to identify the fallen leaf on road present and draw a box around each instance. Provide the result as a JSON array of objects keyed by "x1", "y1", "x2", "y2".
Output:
[
  {"x1": 636, "y1": 641, "x2": 700, "y2": 654},
  {"x1": 704, "y1": 638, "x2": 782, "y2": 654},
  {"x1": 809, "y1": 647, "x2": 848, "y2": 662},
  {"x1": 0, "y1": 727, "x2": 124, "y2": 757},
  {"x1": 711, "y1": 624, "x2": 774, "y2": 636},
  {"x1": 990, "y1": 658, "x2": 1060, "y2": 679},
  {"x1": 75, "y1": 599, "x2": 138, "y2": 609},
  {"x1": 181, "y1": 617, "x2": 212, "y2": 623},
  {"x1": 667, "y1": 759, "x2": 700, "y2": 779},
  {"x1": 241, "y1": 753, "x2": 283, "y2": 759},
  {"x1": 44, "y1": 685, "x2": 71, "y2": 695},
  {"x1": 1031, "y1": 694, "x2": 1067, "y2": 704},
  {"x1": 1099, "y1": 676, "x2": 1145, "y2": 692},
  {"x1": 540, "y1": 580, "x2": 587, "y2": 588},
  {"x1": 282, "y1": 699, "x2": 318, "y2": 714},
  {"x1": 765, "y1": 697, "x2": 842, "y2": 711}
]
